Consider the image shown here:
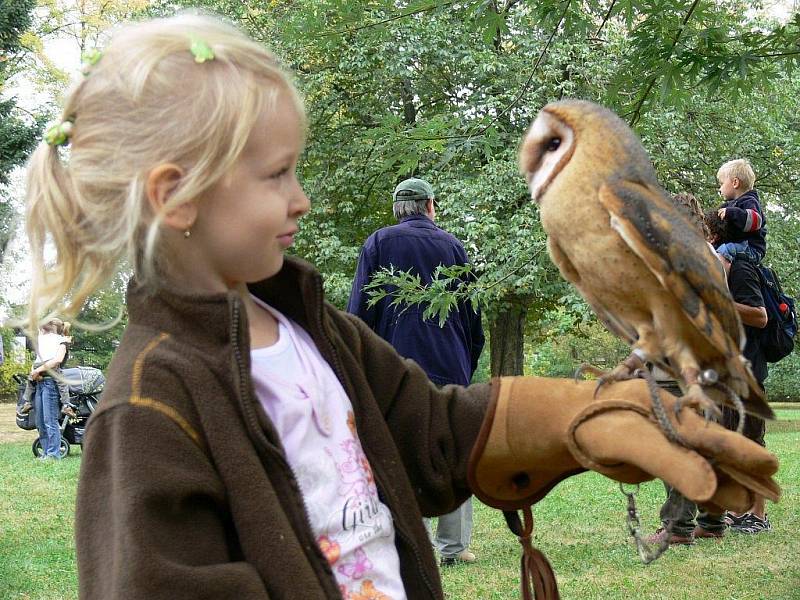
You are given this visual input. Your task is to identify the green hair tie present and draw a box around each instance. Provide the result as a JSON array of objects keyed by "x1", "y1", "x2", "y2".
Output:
[
  {"x1": 44, "y1": 121, "x2": 74, "y2": 147},
  {"x1": 80, "y1": 49, "x2": 103, "y2": 75},
  {"x1": 189, "y1": 37, "x2": 215, "y2": 63}
]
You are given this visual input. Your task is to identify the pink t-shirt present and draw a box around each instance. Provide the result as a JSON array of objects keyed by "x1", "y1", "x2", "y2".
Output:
[{"x1": 250, "y1": 299, "x2": 406, "y2": 600}]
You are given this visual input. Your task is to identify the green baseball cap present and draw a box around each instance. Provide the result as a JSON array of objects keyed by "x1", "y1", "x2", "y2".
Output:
[{"x1": 392, "y1": 178, "x2": 435, "y2": 203}]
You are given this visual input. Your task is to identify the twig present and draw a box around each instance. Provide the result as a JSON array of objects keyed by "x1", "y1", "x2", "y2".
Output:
[
  {"x1": 478, "y1": 247, "x2": 546, "y2": 293},
  {"x1": 596, "y1": 0, "x2": 618, "y2": 38},
  {"x1": 317, "y1": 0, "x2": 458, "y2": 38},
  {"x1": 401, "y1": 0, "x2": 572, "y2": 143},
  {"x1": 628, "y1": 0, "x2": 702, "y2": 126},
  {"x1": 463, "y1": 0, "x2": 572, "y2": 141}
]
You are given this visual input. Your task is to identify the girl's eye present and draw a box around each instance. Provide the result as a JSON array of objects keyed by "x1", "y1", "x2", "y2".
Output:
[
  {"x1": 546, "y1": 137, "x2": 561, "y2": 152},
  {"x1": 268, "y1": 166, "x2": 291, "y2": 180}
]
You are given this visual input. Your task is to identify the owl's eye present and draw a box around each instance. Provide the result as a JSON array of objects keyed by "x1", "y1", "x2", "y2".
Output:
[{"x1": 546, "y1": 137, "x2": 561, "y2": 152}]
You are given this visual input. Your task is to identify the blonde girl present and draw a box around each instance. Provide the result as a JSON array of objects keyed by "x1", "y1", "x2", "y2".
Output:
[{"x1": 24, "y1": 12, "x2": 778, "y2": 600}]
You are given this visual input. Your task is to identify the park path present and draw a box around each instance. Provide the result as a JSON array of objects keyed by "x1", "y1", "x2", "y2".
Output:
[{"x1": 0, "y1": 403, "x2": 36, "y2": 444}]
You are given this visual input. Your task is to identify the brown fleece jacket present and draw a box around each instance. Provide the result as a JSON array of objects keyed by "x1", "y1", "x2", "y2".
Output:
[{"x1": 75, "y1": 256, "x2": 490, "y2": 599}]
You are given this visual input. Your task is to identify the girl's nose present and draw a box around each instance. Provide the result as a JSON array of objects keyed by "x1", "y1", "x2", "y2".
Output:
[{"x1": 290, "y1": 178, "x2": 310, "y2": 216}]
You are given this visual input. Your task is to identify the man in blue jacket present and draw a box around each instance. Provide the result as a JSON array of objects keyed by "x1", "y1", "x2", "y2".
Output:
[{"x1": 347, "y1": 177, "x2": 485, "y2": 566}]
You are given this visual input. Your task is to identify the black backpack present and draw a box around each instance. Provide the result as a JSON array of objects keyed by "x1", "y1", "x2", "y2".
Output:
[{"x1": 756, "y1": 264, "x2": 797, "y2": 363}]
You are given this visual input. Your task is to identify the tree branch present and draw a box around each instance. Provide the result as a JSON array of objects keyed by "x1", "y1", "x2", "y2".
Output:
[
  {"x1": 464, "y1": 0, "x2": 572, "y2": 140},
  {"x1": 595, "y1": 0, "x2": 618, "y2": 38},
  {"x1": 627, "y1": 0, "x2": 702, "y2": 126},
  {"x1": 318, "y1": 0, "x2": 458, "y2": 38},
  {"x1": 403, "y1": 0, "x2": 572, "y2": 143}
]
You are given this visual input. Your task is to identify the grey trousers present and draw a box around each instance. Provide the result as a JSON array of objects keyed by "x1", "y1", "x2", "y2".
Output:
[
  {"x1": 660, "y1": 482, "x2": 726, "y2": 535},
  {"x1": 424, "y1": 499, "x2": 474, "y2": 558},
  {"x1": 654, "y1": 377, "x2": 726, "y2": 534}
]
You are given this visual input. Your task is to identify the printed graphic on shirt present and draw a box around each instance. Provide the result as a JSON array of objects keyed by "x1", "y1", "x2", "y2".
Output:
[
  {"x1": 313, "y1": 410, "x2": 398, "y2": 598},
  {"x1": 337, "y1": 547, "x2": 373, "y2": 580},
  {"x1": 317, "y1": 534, "x2": 341, "y2": 565},
  {"x1": 325, "y1": 411, "x2": 392, "y2": 548},
  {"x1": 347, "y1": 579, "x2": 393, "y2": 600}
]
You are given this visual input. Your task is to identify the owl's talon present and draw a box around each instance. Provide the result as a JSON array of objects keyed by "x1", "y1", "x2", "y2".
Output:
[
  {"x1": 578, "y1": 354, "x2": 644, "y2": 396},
  {"x1": 676, "y1": 385, "x2": 721, "y2": 423},
  {"x1": 574, "y1": 363, "x2": 605, "y2": 382}
]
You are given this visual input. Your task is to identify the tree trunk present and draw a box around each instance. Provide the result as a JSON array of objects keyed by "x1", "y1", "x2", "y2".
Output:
[
  {"x1": 490, "y1": 302, "x2": 527, "y2": 376},
  {"x1": 400, "y1": 77, "x2": 416, "y2": 126}
]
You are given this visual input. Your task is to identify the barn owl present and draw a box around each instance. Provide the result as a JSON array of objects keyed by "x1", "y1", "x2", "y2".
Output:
[{"x1": 519, "y1": 99, "x2": 772, "y2": 423}]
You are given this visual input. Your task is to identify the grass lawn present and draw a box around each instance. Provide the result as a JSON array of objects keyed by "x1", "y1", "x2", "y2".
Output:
[{"x1": 1, "y1": 429, "x2": 798, "y2": 599}]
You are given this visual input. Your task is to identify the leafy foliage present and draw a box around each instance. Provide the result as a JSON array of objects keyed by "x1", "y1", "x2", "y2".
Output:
[
  {"x1": 67, "y1": 277, "x2": 128, "y2": 370},
  {"x1": 363, "y1": 263, "x2": 477, "y2": 327},
  {"x1": 13, "y1": 1, "x2": 800, "y2": 387},
  {"x1": 170, "y1": 0, "x2": 800, "y2": 380},
  {"x1": 0, "y1": 0, "x2": 42, "y2": 261}
]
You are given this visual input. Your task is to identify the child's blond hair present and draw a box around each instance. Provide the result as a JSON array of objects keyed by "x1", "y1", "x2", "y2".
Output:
[
  {"x1": 24, "y1": 13, "x2": 304, "y2": 336},
  {"x1": 716, "y1": 158, "x2": 755, "y2": 191}
]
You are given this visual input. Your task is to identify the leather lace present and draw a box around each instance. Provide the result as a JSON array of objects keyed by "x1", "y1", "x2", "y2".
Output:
[{"x1": 503, "y1": 508, "x2": 560, "y2": 600}]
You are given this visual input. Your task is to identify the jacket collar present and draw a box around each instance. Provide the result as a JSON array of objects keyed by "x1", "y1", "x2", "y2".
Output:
[
  {"x1": 126, "y1": 256, "x2": 325, "y2": 346},
  {"x1": 732, "y1": 189, "x2": 759, "y2": 204},
  {"x1": 399, "y1": 214, "x2": 437, "y2": 228}
]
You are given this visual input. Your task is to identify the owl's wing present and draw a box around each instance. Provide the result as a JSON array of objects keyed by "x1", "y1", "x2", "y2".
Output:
[{"x1": 597, "y1": 179, "x2": 744, "y2": 360}]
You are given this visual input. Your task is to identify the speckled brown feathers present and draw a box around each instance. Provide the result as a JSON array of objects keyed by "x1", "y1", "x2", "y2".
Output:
[{"x1": 520, "y1": 99, "x2": 771, "y2": 419}]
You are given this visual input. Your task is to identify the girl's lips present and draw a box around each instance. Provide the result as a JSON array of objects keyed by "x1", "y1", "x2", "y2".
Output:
[{"x1": 278, "y1": 233, "x2": 295, "y2": 247}]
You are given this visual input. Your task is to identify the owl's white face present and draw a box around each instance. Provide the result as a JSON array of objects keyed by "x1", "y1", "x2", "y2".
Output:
[{"x1": 520, "y1": 110, "x2": 575, "y2": 204}]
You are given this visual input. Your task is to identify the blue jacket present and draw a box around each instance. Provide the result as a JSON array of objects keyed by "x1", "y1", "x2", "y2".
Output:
[
  {"x1": 347, "y1": 215, "x2": 485, "y2": 386},
  {"x1": 721, "y1": 189, "x2": 767, "y2": 258}
]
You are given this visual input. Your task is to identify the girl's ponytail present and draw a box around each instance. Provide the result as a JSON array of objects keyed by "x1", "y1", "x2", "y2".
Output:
[{"x1": 25, "y1": 137, "x2": 119, "y2": 338}]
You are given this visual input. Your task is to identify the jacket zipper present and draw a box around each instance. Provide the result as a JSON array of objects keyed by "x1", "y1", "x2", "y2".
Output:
[
  {"x1": 229, "y1": 295, "x2": 340, "y2": 597},
  {"x1": 311, "y1": 278, "x2": 439, "y2": 600}
]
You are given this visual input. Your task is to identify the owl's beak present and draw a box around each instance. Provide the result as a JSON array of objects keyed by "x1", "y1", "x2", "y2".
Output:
[{"x1": 527, "y1": 170, "x2": 548, "y2": 204}]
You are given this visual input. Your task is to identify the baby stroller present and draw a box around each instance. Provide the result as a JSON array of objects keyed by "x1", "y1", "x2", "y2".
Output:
[{"x1": 15, "y1": 366, "x2": 104, "y2": 458}]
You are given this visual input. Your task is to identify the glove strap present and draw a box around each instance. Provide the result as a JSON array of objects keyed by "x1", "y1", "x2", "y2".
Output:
[
  {"x1": 566, "y1": 400, "x2": 652, "y2": 473},
  {"x1": 504, "y1": 508, "x2": 560, "y2": 600}
]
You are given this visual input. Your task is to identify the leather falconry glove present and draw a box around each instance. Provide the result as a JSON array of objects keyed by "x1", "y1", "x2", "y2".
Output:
[{"x1": 468, "y1": 376, "x2": 780, "y2": 600}]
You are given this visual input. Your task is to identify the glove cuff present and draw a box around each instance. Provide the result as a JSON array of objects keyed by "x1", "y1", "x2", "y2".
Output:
[{"x1": 468, "y1": 377, "x2": 585, "y2": 511}]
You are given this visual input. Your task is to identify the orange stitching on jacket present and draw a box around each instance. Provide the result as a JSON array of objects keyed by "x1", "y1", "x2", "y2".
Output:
[
  {"x1": 129, "y1": 396, "x2": 204, "y2": 450},
  {"x1": 131, "y1": 333, "x2": 169, "y2": 398},
  {"x1": 128, "y1": 332, "x2": 205, "y2": 451}
]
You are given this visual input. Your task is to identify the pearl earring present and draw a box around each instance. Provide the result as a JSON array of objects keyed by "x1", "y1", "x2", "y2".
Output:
[{"x1": 183, "y1": 229, "x2": 191, "y2": 239}]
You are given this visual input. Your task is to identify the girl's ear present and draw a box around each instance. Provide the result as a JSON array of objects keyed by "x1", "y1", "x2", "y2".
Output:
[{"x1": 146, "y1": 163, "x2": 198, "y2": 232}]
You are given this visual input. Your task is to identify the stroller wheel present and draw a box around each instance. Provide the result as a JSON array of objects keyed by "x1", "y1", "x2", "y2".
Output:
[{"x1": 32, "y1": 437, "x2": 70, "y2": 459}]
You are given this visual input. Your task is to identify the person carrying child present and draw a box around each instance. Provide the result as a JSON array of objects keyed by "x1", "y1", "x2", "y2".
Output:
[
  {"x1": 27, "y1": 318, "x2": 70, "y2": 459},
  {"x1": 21, "y1": 319, "x2": 75, "y2": 418},
  {"x1": 715, "y1": 158, "x2": 766, "y2": 263},
  {"x1": 23, "y1": 13, "x2": 779, "y2": 599}
]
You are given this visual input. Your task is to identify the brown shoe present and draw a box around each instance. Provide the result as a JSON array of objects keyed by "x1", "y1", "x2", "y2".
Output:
[
  {"x1": 693, "y1": 526, "x2": 725, "y2": 540},
  {"x1": 440, "y1": 550, "x2": 477, "y2": 567},
  {"x1": 644, "y1": 527, "x2": 694, "y2": 546},
  {"x1": 456, "y1": 550, "x2": 476, "y2": 563}
]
